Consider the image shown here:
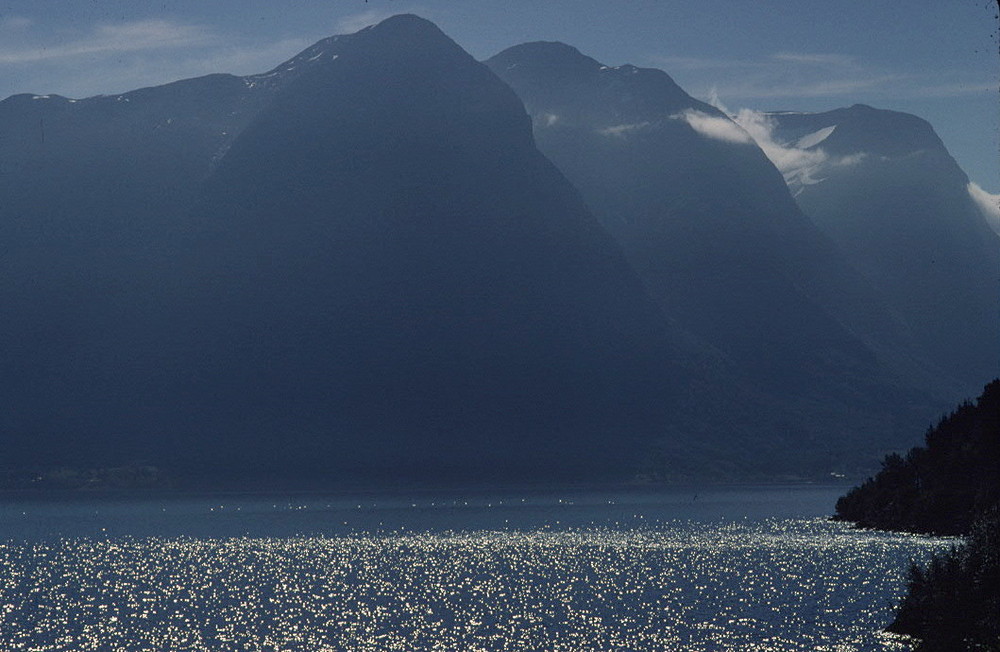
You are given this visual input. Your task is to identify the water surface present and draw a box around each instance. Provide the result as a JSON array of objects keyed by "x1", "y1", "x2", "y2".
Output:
[{"x1": 0, "y1": 485, "x2": 948, "y2": 650}]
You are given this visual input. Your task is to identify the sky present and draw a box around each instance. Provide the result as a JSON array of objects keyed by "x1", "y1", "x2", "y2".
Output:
[{"x1": 0, "y1": 0, "x2": 997, "y2": 191}]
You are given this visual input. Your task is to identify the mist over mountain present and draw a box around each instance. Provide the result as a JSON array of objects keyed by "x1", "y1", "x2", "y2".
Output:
[
  {"x1": 0, "y1": 15, "x2": 991, "y2": 488},
  {"x1": 486, "y1": 43, "x2": 953, "y2": 461},
  {"x1": 764, "y1": 106, "x2": 1000, "y2": 392}
]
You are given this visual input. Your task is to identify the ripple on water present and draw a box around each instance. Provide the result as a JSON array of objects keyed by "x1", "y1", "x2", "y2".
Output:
[{"x1": 0, "y1": 519, "x2": 947, "y2": 651}]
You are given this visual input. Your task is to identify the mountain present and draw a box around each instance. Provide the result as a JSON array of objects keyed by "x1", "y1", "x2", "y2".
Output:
[
  {"x1": 0, "y1": 15, "x2": 721, "y2": 486},
  {"x1": 156, "y1": 15, "x2": 709, "y2": 484},
  {"x1": 486, "y1": 43, "x2": 949, "y2": 463},
  {"x1": 2, "y1": 16, "x2": 978, "y2": 487},
  {"x1": 766, "y1": 106, "x2": 1000, "y2": 392}
]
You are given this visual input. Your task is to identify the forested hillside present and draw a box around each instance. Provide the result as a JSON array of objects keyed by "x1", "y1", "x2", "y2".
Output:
[
  {"x1": 834, "y1": 379, "x2": 999, "y2": 650},
  {"x1": 834, "y1": 379, "x2": 999, "y2": 535}
]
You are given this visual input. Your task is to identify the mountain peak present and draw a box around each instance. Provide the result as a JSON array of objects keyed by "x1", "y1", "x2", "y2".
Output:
[
  {"x1": 486, "y1": 42, "x2": 702, "y2": 125},
  {"x1": 358, "y1": 13, "x2": 463, "y2": 56},
  {"x1": 368, "y1": 13, "x2": 441, "y2": 33},
  {"x1": 489, "y1": 41, "x2": 603, "y2": 74},
  {"x1": 770, "y1": 104, "x2": 947, "y2": 160},
  {"x1": 245, "y1": 14, "x2": 468, "y2": 95}
]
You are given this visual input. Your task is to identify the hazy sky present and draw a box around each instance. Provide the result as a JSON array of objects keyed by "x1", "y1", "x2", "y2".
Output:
[{"x1": 1, "y1": 0, "x2": 997, "y2": 191}]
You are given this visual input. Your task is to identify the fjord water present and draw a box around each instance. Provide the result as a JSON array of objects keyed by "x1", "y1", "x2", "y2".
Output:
[{"x1": 1, "y1": 486, "x2": 949, "y2": 650}]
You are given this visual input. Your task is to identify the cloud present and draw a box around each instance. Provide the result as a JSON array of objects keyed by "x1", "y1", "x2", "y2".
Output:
[
  {"x1": 598, "y1": 121, "x2": 651, "y2": 137},
  {"x1": 0, "y1": 16, "x2": 33, "y2": 31},
  {"x1": 898, "y1": 82, "x2": 998, "y2": 98},
  {"x1": 650, "y1": 55, "x2": 764, "y2": 72},
  {"x1": 0, "y1": 17, "x2": 317, "y2": 98},
  {"x1": 834, "y1": 152, "x2": 868, "y2": 167},
  {"x1": 58, "y1": 37, "x2": 313, "y2": 98},
  {"x1": 175, "y1": 37, "x2": 314, "y2": 77},
  {"x1": 335, "y1": 10, "x2": 399, "y2": 34},
  {"x1": 539, "y1": 113, "x2": 560, "y2": 127},
  {"x1": 716, "y1": 75, "x2": 909, "y2": 100},
  {"x1": 653, "y1": 50, "x2": 890, "y2": 100},
  {"x1": 968, "y1": 182, "x2": 1000, "y2": 235},
  {"x1": 725, "y1": 108, "x2": 865, "y2": 193},
  {"x1": 0, "y1": 19, "x2": 214, "y2": 65},
  {"x1": 733, "y1": 109, "x2": 829, "y2": 187},
  {"x1": 769, "y1": 52, "x2": 856, "y2": 66},
  {"x1": 674, "y1": 110, "x2": 753, "y2": 144},
  {"x1": 655, "y1": 49, "x2": 987, "y2": 103}
]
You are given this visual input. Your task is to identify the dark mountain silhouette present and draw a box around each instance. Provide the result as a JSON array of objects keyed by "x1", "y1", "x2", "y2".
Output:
[
  {"x1": 0, "y1": 15, "x2": 726, "y2": 486},
  {"x1": 0, "y1": 16, "x2": 986, "y2": 488},
  {"x1": 767, "y1": 106, "x2": 1000, "y2": 393},
  {"x1": 154, "y1": 15, "x2": 706, "y2": 484},
  {"x1": 486, "y1": 43, "x2": 950, "y2": 465}
]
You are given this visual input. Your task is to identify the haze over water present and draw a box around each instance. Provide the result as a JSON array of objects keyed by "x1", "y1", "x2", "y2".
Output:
[{"x1": 0, "y1": 486, "x2": 951, "y2": 650}]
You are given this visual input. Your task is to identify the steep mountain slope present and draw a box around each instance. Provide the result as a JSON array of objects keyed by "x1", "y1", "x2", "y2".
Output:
[
  {"x1": 0, "y1": 78, "x2": 247, "y2": 467},
  {"x1": 2, "y1": 15, "x2": 726, "y2": 485},
  {"x1": 159, "y1": 15, "x2": 707, "y2": 484},
  {"x1": 0, "y1": 52, "x2": 296, "y2": 472},
  {"x1": 0, "y1": 36, "x2": 356, "y2": 235},
  {"x1": 767, "y1": 106, "x2": 1000, "y2": 392},
  {"x1": 3, "y1": 16, "x2": 971, "y2": 487},
  {"x1": 486, "y1": 43, "x2": 948, "y2": 460}
]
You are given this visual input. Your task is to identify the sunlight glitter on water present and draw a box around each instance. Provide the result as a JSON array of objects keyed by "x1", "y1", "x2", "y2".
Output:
[{"x1": 0, "y1": 518, "x2": 947, "y2": 651}]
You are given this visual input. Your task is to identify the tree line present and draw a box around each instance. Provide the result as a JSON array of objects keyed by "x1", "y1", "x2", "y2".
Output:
[{"x1": 834, "y1": 379, "x2": 999, "y2": 651}]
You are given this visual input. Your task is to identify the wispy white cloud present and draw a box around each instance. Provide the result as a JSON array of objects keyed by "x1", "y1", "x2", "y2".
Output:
[
  {"x1": 968, "y1": 182, "x2": 1000, "y2": 235},
  {"x1": 176, "y1": 38, "x2": 315, "y2": 77},
  {"x1": 650, "y1": 55, "x2": 764, "y2": 71},
  {"x1": 539, "y1": 113, "x2": 560, "y2": 127},
  {"x1": 709, "y1": 74, "x2": 909, "y2": 100},
  {"x1": 897, "y1": 81, "x2": 998, "y2": 99},
  {"x1": 101, "y1": 37, "x2": 313, "y2": 91},
  {"x1": 0, "y1": 16, "x2": 33, "y2": 31},
  {"x1": 732, "y1": 109, "x2": 830, "y2": 188},
  {"x1": 0, "y1": 20, "x2": 215, "y2": 65},
  {"x1": 0, "y1": 17, "x2": 318, "y2": 98},
  {"x1": 723, "y1": 107, "x2": 866, "y2": 193},
  {"x1": 598, "y1": 121, "x2": 651, "y2": 137},
  {"x1": 769, "y1": 52, "x2": 855, "y2": 66},
  {"x1": 673, "y1": 110, "x2": 753, "y2": 144},
  {"x1": 834, "y1": 152, "x2": 868, "y2": 167},
  {"x1": 654, "y1": 49, "x2": 989, "y2": 102}
]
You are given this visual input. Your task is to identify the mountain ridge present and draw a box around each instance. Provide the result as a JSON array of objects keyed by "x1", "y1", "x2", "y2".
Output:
[
  {"x1": 487, "y1": 41, "x2": 956, "y2": 464},
  {"x1": 0, "y1": 14, "x2": 991, "y2": 487},
  {"x1": 1, "y1": 13, "x2": 718, "y2": 486},
  {"x1": 766, "y1": 105, "x2": 1000, "y2": 391}
]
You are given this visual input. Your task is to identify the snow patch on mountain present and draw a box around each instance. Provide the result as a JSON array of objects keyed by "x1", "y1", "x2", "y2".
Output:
[{"x1": 796, "y1": 125, "x2": 836, "y2": 149}]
